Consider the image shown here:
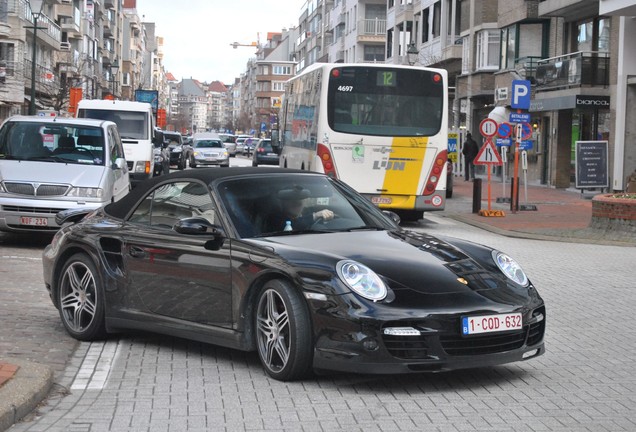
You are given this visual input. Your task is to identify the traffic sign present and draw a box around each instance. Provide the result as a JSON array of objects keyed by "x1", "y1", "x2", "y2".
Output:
[
  {"x1": 509, "y1": 112, "x2": 530, "y2": 123},
  {"x1": 511, "y1": 80, "x2": 531, "y2": 109},
  {"x1": 497, "y1": 122, "x2": 512, "y2": 139},
  {"x1": 479, "y1": 118, "x2": 498, "y2": 138},
  {"x1": 474, "y1": 139, "x2": 503, "y2": 165}
]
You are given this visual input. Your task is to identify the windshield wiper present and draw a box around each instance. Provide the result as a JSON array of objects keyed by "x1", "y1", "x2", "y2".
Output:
[
  {"x1": 255, "y1": 229, "x2": 333, "y2": 237},
  {"x1": 343, "y1": 225, "x2": 385, "y2": 232}
]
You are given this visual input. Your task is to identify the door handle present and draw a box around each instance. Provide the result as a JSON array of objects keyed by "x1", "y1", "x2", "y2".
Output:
[{"x1": 128, "y1": 246, "x2": 148, "y2": 259}]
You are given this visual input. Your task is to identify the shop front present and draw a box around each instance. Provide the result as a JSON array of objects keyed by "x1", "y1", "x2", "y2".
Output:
[{"x1": 530, "y1": 94, "x2": 610, "y2": 188}]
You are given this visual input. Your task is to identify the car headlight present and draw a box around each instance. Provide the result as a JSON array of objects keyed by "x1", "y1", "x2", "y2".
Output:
[
  {"x1": 492, "y1": 251, "x2": 529, "y2": 286},
  {"x1": 172, "y1": 146, "x2": 182, "y2": 153},
  {"x1": 336, "y1": 260, "x2": 387, "y2": 301},
  {"x1": 67, "y1": 187, "x2": 104, "y2": 199}
]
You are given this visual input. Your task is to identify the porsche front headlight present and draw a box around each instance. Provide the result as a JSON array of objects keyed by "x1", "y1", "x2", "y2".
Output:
[
  {"x1": 493, "y1": 251, "x2": 529, "y2": 286},
  {"x1": 336, "y1": 260, "x2": 387, "y2": 301}
]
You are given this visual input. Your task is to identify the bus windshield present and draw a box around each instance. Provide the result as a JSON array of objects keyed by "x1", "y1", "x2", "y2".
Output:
[
  {"x1": 80, "y1": 109, "x2": 149, "y2": 140},
  {"x1": 327, "y1": 66, "x2": 444, "y2": 137}
]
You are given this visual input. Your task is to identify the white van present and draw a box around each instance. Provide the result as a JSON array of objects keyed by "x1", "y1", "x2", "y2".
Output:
[
  {"x1": 77, "y1": 100, "x2": 163, "y2": 186},
  {"x1": 0, "y1": 116, "x2": 129, "y2": 233}
]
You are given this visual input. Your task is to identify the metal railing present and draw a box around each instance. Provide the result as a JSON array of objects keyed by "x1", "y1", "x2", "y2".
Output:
[
  {"x1": 359, "y1": 18, "x2": 386, "y2": 36},
  {"x1": 535, "y1": 51, "x2": 610, "y2": 91}
]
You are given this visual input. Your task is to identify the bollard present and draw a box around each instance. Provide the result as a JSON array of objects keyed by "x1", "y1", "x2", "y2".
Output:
[
  {"x1": 510, "y1": 177, "x2": 520, "y2": 212},
  {"x1": 472, "y1": 178, "x2": 482, "y2": 213}
]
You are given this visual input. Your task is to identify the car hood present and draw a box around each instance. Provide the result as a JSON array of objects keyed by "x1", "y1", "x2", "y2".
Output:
[
  {"x1": 251, "y1": 230, "x2": 511, "y2": 295},
  {"x1": 0, "y1": 160, "x2": 106, "y2": 187}
]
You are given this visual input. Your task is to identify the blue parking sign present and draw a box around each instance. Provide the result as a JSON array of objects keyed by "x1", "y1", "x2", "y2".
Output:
[{"x1": 511, "y1": 80, "x2": 531, "y2": 110}]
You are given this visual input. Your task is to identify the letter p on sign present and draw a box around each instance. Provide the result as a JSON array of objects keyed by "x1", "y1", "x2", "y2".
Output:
[{"x1": 511, "y1": 80, "x2": 531, "y2": 110}]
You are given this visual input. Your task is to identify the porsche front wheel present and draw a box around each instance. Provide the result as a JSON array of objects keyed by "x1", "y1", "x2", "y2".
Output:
[
  {"x1": 255, "y1": 279, "x2": 313, "y2": 381},
  {"x1": 57, "y1": 253, "x2": 106, "y2": 341}
]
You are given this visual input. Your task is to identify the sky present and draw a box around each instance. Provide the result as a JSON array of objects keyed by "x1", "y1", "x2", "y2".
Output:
[{"x1": 135, "y1": 0, "x2": 301, "y2": 84}]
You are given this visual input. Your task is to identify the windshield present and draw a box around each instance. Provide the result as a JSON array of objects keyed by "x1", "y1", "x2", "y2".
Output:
[
  {"x1": 0, "y1": 121, "x2": 106, "y2": 165},
  {"x1": 80, "y1": 109, "x2": 148, "y2": 140},
  {"x1": 217, "y1": 174, "x2": 397, "y2": 238},
  {"x1": 194, "y1": 140, "x2": 223, "y2": 148},
  {"x1": 327, "y1": 66, "x2": 444, "y2": 137}
]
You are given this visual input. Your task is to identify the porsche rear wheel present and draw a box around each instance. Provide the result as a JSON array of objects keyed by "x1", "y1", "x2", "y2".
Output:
[
  {"x1": 255, "y1": 279, "x2": 313, "y2": 381},
  {"x1": 57, "y1": 253, "x2": 106, "y2": 341}
]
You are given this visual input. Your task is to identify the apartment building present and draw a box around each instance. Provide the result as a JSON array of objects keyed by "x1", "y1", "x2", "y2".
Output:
[
  {"x1": 240, "y1": 30, "x2": 297, "y2": 134},
  {"x1": 0, "y1": 0, "x2": 165, "y2": 121}
]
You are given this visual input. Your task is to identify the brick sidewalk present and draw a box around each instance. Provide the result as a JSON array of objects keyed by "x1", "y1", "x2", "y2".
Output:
[
  {"x1": 442, "y1": 175, "x2": 636, "y2": 245},
  {"x1": 0, "y1": 362, "x2": 18, "y2": 388}
]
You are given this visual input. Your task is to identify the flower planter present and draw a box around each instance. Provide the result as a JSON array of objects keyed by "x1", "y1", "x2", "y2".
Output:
[{"x1": 591, "y1": 194, "x2": 636, "y2": 234}]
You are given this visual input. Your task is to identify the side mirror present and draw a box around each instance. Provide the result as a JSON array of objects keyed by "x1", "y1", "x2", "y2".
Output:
[
  {"x1": 113, "y1": 157, "x2": 127, "y2": 170},
  {"x1": 153, "y1": 129, "x2": 164, "y2": 146},
  {"x1": 271, "y1": 129, "x2": 279, "y2": 147},
  {"x1": 382, "y1": 210, "x2": 401, "y2": 225},
  {"x1": 173, "y1": 217, "x2": 226, "y2": 250}
]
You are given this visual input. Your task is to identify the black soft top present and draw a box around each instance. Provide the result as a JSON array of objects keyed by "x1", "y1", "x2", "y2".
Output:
[{"x1": 104, "y1": 167, "x2": 317, "y2": 220}]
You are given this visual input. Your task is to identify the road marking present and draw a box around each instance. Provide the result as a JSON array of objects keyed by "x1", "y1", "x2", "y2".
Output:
[{"x1": 71, "y1": 340, "x2": 120, "y2": 390}]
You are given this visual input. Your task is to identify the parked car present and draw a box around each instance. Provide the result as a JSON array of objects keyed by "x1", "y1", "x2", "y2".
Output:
[
  {"x1": 218, "y1": 133, "x2": 237, "y2": 157},
  {"x1": 190, "y1": 133, "x2": 229, "y2": 168},
  {"x1": 252, "y1": 138, "x2": 279, "y2": 166},
  {"x1": 242, "y1": 137, "x2": 259, "y2": 156},
  {"x1": 43, "y1": 167, "x2": 545, "y2": 381},
  {"x1": 163, "y1": 130, "x2": 191, "y2": 170},
  {"x1": 235, "y1": 135, "x2": 253, "y2": 155},
  {"x1": 0, "y1": 115, "x2": 130, "y2": 233}
]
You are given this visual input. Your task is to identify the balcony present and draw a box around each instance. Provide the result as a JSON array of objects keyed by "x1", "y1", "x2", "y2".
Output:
[
  {"x1": 60, "y1": 16, "x2": 81, "y2": 38},
  {"x1": 24, "y1": 9, "x2": 62, "y2": 50},
  {"x1": 535, "y1": 51, "x2": 610, "y2": 92},
  {"x1": 357, "y1": 19, "x2": 386, "y2": 43}
]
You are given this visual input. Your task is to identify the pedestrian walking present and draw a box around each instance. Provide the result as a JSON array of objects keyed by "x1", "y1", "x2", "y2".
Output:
[{"x1": 462, "y1": 132, "x2": 479, "y2": 181}]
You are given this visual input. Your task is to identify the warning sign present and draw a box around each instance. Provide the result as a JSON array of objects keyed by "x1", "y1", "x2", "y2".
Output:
[{"x1": 474, "y1": 139, "x2": 503, "y2": 165}]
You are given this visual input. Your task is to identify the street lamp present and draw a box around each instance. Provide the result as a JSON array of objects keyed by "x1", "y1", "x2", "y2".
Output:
[
  {"x1": 109, "y1": 59, "x2": 119, "y2": 97},
  {"x1": 27, "y1": 0, "x2": 46, "y2": 115},
  {"x1": 407, "y1": 43, "x2": 419, "y2": 66}
]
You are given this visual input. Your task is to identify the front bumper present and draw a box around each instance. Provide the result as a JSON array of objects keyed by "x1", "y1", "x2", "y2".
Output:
[
  {"x1": 0, "y1": 197, "x2": 103, "y2": 232},
  {"x1": 309, "y1": 296, "x2": 546, "y2": 375}
]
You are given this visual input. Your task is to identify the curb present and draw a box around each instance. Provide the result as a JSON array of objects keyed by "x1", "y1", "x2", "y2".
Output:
[
  {"x1": 0, "y1": 359, "x2": 53, "y2": 432},
  {"x1": 444, "y1": 213, "x2": 636, "y2": 247}
]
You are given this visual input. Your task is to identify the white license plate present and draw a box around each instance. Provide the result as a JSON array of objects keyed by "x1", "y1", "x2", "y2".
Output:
[
  {"x1": 20, "y1": 216, "x2": 48, "y2": 226},
  {"x1": 371, "y1": 196, "x2": 392, "y2": 205},
  {"x1": 462, "y1": 313, "x2": 522, "y2": 335}
]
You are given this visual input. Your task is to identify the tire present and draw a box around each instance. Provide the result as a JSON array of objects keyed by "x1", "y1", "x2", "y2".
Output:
[
  {"x1": 396, "y1": 210, "x2": 423, "y2": 223},
  {"x1": 446, "y1": 188, "x2": 453, "y2": 198},
  {"x1": 255, "y1": 279, "x2": 313, "y2": 381},
  {"x1": 177, "y1": 155, "x2": 186, "y2": 170},
  {"x1": 56, "y1": 253, "x2": 106, "y2": 341},
  {"x1": 190, "y1": 156, "x2": 197, "y2": 169},
  {"x1": 252, "y1": 161, "x2": 258, "y2": 167}
]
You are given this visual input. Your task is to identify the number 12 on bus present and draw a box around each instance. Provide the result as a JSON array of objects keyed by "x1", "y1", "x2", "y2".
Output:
[{"x1": 274, "y1": 63, "x2": 449, "y2": 221}]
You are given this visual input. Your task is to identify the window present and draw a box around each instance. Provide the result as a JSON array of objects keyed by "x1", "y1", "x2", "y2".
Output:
[
  {"x1": 461, "y1": 36, "x2": 470, "y2": 74},
  {"x1": 476, "y1": 30, "x2": 499, "y2": 70},
  {"x1": 363, "y1": 45, "x2": 385, "y2": 62},
  {"x1": 129, "y1": 181, "x2": 215, "y2": 228},
  {"x1": 432, "y1": 2, "x2": 441, "y2": 38},
  {"x1": 273, "y1": 65, "x2": 292, "y2": 75},
  {"x1": 421, "y1": 9, "x2": 429, "y2": 43},
  {"x1": 272, "y1": 81, "x2": 285, "y2": 91}
]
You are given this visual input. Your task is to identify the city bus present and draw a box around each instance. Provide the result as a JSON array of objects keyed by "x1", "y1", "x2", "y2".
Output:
[{"x1": 274, "y1": 63, "x2": 449, "y2": 221}]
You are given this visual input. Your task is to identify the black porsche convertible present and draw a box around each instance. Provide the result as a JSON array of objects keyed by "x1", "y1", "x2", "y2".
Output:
[{"x1": 43, "y1": 167, "x2": 545, "y2": 381}]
